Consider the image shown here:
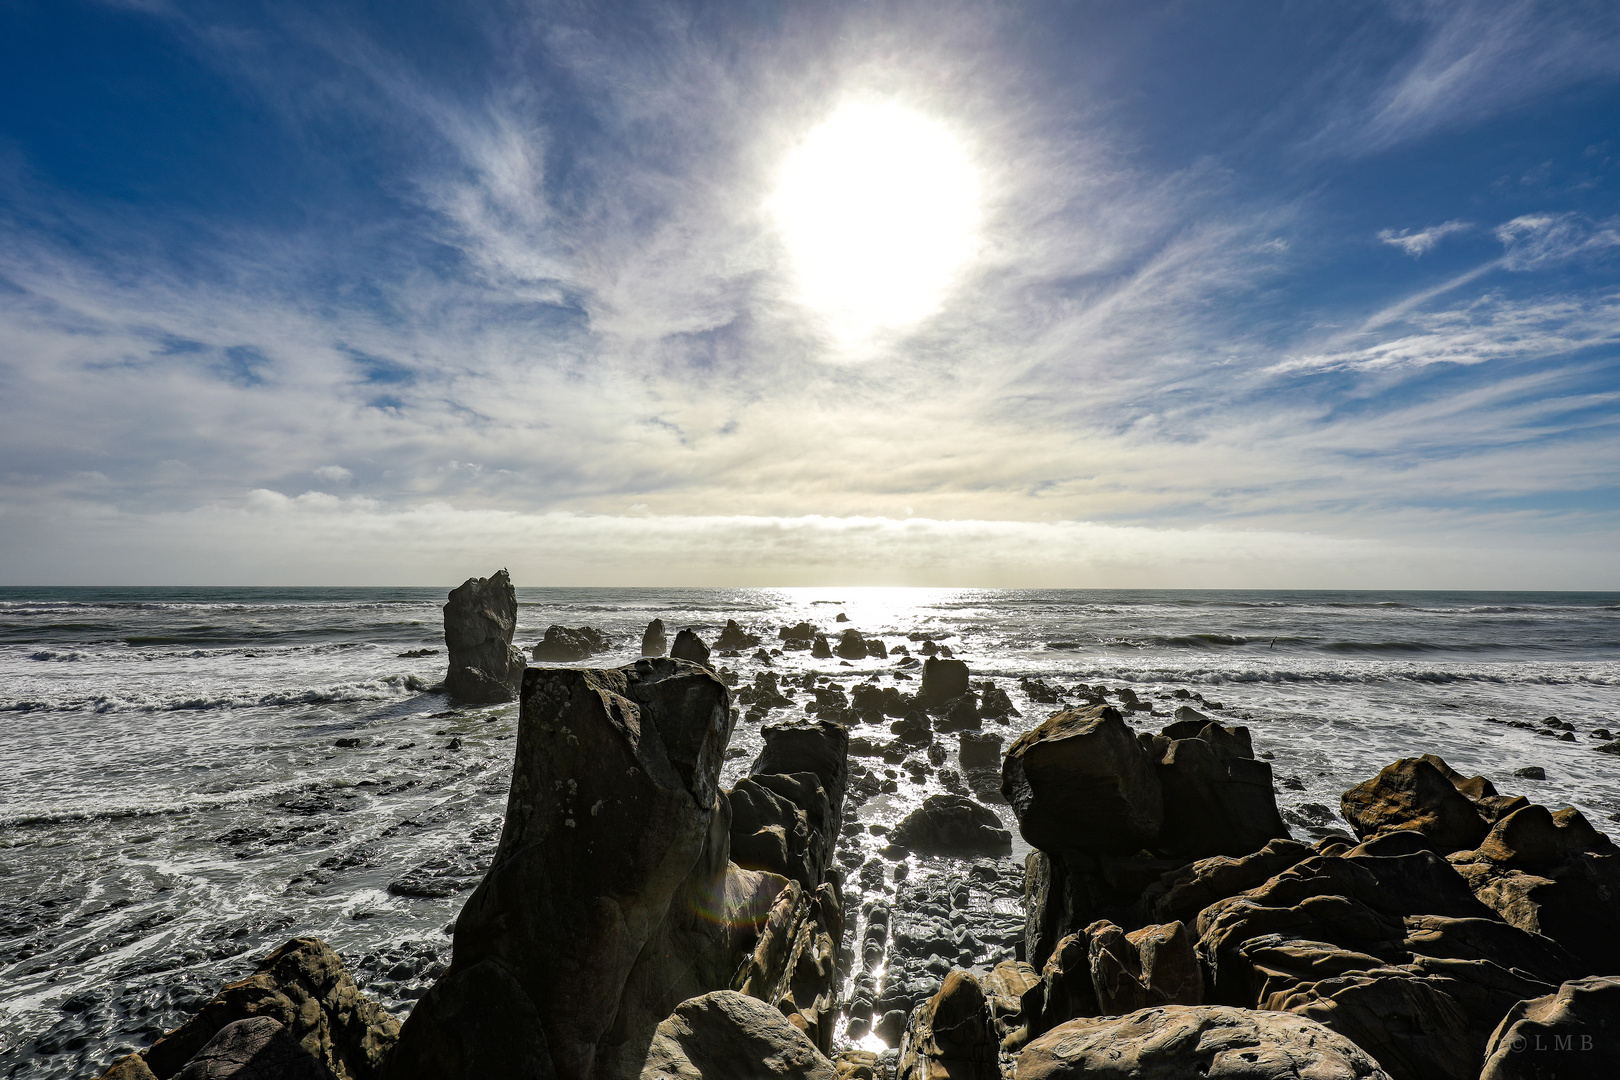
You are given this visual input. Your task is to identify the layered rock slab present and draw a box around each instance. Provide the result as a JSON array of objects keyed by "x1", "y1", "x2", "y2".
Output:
[{"x1": 1015, "y1": 1006, "x2": 1392, "y2": 1080}]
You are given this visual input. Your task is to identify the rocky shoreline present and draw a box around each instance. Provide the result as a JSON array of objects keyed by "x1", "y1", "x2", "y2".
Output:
[{"x1": 93, "y1": 574, "x2": 1620, "y2": 1080}]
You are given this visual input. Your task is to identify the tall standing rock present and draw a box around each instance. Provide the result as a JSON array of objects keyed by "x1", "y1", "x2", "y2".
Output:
[
  {"x1": 642, "y1": 619, "x2": 668, "y2": 657},
  {"x1": 920, "y1": 657, "x2": 970, "y2": 707},
  {"x1": 385, "y1": 658, "x2": 767, "y2": 1080},
  {"x1": 442, "y1": 570, "x2": 525, "y2": 703},
  {"x1": 671, "y1": 629, "x2": 712, "y2": 669},
  {"x1": 1002, "y1": 705, "x2": 1162, "y2": 856}
]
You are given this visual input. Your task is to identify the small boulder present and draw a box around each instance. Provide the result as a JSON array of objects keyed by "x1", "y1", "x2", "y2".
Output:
[
  {"x1": 640, "y1": 990, "x2": 837, "y2": 1080},
  {"x1": 890, "y1": 795, "x2": 1012, "y2": 857},
  {"x1": 835, "y1": 630, "x2": 870, "y2": 660},
  {"x1": 530, "y1": 625, "x2": 611, "y2": 662},
  {"x1": 716, "y1": 620, "x2": 762, "y2": 651},
  {"x1": 1340, "y1": 756, "x2": 1489, "y2": 854},
  {"x1": 811, "y1": 634, "x2": 834, "y2": 659},
  {"x1": 642, "y1": 619, "x2": 668, "y2": 657}
]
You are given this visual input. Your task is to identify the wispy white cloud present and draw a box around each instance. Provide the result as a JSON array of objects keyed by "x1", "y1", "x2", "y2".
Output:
[
  {"x1": 1497, "y1": 211, "x2": 1620, "y2": 269},
  {"x1": 1379, "y1": 220, "x2": 1471, "y2": 256}
]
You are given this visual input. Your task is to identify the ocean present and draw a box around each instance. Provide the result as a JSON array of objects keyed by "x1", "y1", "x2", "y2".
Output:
[{"x1": 2, "y1": 586, "x2": 1618, "y2": 1076}]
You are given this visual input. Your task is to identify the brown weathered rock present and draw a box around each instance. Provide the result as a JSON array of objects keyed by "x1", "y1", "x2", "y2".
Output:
[
  {"x1": 1150, "y1": 724, "x2": 1289, "y2": 858},
  {"x1": 97, "y1": 1056, "x2": 159, "y2": 1080},
  {"x1": 134, "y1": 938, "x2": 397, "y2": 1080},
  {"x1": 978, "y1": 961, "x2": 1040, "y2": 1049},
  {"x1": 890, "y1": 794, "x2": 1012, "y2": 858},
  {"x1": 920, "y1": 657, "x2": 970, "y2": 706},
  {"x1": 733, "y1": 880, "x2": 843, "y2": 1054},
  {"x1": 1480, "y1": 976, "x2": 1620, "y2": 1080},
  {"x1": 1340, "y1": 757, "x2": 1489, "y2": 854},
  {"x1": 1139, "y1": 837, "x2": 1314, "y2": 926},
  {"x1": 1086, "y1": 919, "x2": 1202, "y2": 1016},
  {"x1": 1001, "y1": 705, "x2": 1161, "y2": 856},
  {"x1": 1015, "y1": 1006, "x2": 1392, "y2": 1079},
  {"x1": 831, "y1": 1050, "x2": 880, "y2": 1080},
  {"x1": 896, "y1": 972, "x2": 999, "y2": 1080},
  {"x1": 640, "y1": 991, "x2": 838, "y2": 1080},
  {"x1": 175, "y1": 1017, "x2": 336, "y2": 1080},
  {"x1": 385, "y1": 658, "x2": 759, "y2": 1080},
  {"x1": 1448, "y1": 804, "x2": 1620, "y2": 974},
  {"x1": 442, "y1": 569, "x2": 525, "y2": 703},
  {"x1": 1022, "y1": 932, "x2": 1097, "y2": 1042}
]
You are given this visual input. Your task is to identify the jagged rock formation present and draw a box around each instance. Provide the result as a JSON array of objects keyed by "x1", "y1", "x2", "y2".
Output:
[
  {"x1": 642, "y1": 619, "x2": 669, "y2": 657},
  {"x1": 442, "y1": 570, "x2": 525, "y2": 703},
  {"x1": 95, "y1": 938, "x2": 398, "y2": 1080},
  {"x1": 384, "y1": 658, "x2": 769, "y2": 1080},
  {"x1": 715, "y1": 620, "x2": 763, "y2": 651},
  {"x1": 1480, "y1": 975, "x2": 1620, "y2": 1080}
]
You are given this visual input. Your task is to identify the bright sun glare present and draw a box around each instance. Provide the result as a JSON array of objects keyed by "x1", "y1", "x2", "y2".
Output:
[{"x1": 771, "y1": 101, "x2": 981, "y2": 340}]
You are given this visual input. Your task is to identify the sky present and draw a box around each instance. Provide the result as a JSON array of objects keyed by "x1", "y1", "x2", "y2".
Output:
[{"x1": 1, "y1": 0, "x2": 1618, "y2": 587}]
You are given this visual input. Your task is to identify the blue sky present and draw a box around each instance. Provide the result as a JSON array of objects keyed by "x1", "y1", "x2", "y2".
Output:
[{"x1": 1, "y1": 0, "x2": 1618, "y2": 586}]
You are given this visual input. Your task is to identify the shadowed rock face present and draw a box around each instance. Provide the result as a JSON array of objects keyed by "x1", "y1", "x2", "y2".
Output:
[
  {"x1": 443, "y1": 570, "x2": 525, "y2": 703},
  {"x1": 174, "y1": 1017, "x2": 335, "y2": 1080},
  {"x1": 1480, "y1": 975, "x2": 1620, "y2": 1080},
  {"x1": 384, "y1": 658, "x2": 758, "y2": 1080},
  {"x1": 642, "y1": 619, "x2": 668, "y2": 657},
  {"x1": 1341, "y1": 757, "x2": 1490, "y2": 854}
]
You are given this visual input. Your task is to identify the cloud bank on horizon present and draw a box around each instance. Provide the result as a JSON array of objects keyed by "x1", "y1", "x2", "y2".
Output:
[{"x1": 1, "y1": 0, "x2": 1617, "y2": 587}]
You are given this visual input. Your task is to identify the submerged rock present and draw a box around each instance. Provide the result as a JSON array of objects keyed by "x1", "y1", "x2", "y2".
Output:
[{"x1": 442, "y1": 570, "x2": 525, "y2": 703}]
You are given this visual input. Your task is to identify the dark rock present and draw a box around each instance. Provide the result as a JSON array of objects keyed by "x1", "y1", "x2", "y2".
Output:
[
  {"x1": 1138, "y1": 838, "x2": 1316, "y2": 927},
  {"x1": 1001, "y1": 705, "x2": 1162, "y2": 856},
  {"x1": 443, "y1": 570, "x2": 525, "y2": 704},
  {"x1": 642, "y1": 619, "x2": 668, "y2": 657},
  {"x1": 639, "y1": 991, "x2": 837, "y2": 1080},
  {"x1": 1514, "y1": 766, "x2": 1547, "y2": 780},
  {"x1": 1149, "y1": 722, "x2": 1289, "y2": 858},
  {"x1": 1086, "y1": 919, "x2": 1202, "y2": 1016},
  {"x1": 531, "y1": 626, "x2": 612, "y2": 662},
  {"x1": 780, "y1": 623, "x2": 817, "y2": 649},
  {"x1": 895, "y1": 972, "x2": 999, "y2": 1080},
  {"x1": 891, "y1": 795, "x2": 1012, "y2": 857},
  {"x1": 1340, "y1": 756, "x2": 1490, "y2": 854},
  {"x1": 977, "y1": 684, "x2": 1018, "y2": 719},
  {"x1": 750, "y1": 719, "x2": 850, "y2": 835},
  {"x1": 715, "y1": 620, "x2": 762, "y2": 651},
  {"x1": 175, "y1": 1017, "x2": 336, "y2": 1080},
  {"x1": 1016, "y1": 1006, "x2": 1391, "y2": 1080},
  {"x1": 384, "y1": 659, "x2": 773, "y2": 1080},
  {"x1": 670, "y1": 629, "x2": 712, "y2": 669},
  {"x1": 835, "y1": 630, "x2": 870, "y2": 660},
  {"x1": 958, "y1": 732, "x2": 1002, "y2": 772},
  {"x1": 136, "y1": 937, "x2": 398, "y2": 1080},
  {"x1": 811, "y1": 634, "x2": 833, "y2": 659},
  {"x1": 920, "y1": 657, "x2": 970, "y2": 707},
  {"x1": 875, "y1": 1011, "x2": 908, "y2": 1049},
  {"x1": 728, "y1": 773, "x2": 834, "y2": 891},
  {"x1": 866, "y1": 639, "x2": 889, "y2": 659},
  {"x1": 737, "y1": 672, "x2": 793, "y2": 712},
  {"x1": 1480, "y1": 976, "x2": 1620, "y2": 1080}
]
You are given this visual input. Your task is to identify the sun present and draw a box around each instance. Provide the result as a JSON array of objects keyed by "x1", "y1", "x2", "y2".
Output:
[{"x1": 770, "y1": 101, "x2": 981, "y2": 342}]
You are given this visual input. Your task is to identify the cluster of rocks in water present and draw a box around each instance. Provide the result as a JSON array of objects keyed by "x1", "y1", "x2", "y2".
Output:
[{"x1": 97, "y1": 581, "x2": 1620, "y2": 1080}]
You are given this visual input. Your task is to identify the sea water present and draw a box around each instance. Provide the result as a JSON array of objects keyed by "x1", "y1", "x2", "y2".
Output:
[{"x1": 2, "y1": 586, "x2": 1618, "y2": 1075}]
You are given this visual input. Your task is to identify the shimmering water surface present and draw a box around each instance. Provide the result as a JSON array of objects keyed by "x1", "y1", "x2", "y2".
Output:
[{"x1": 3, "y1": 586, "x2": 1619, "y2": 1075}]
